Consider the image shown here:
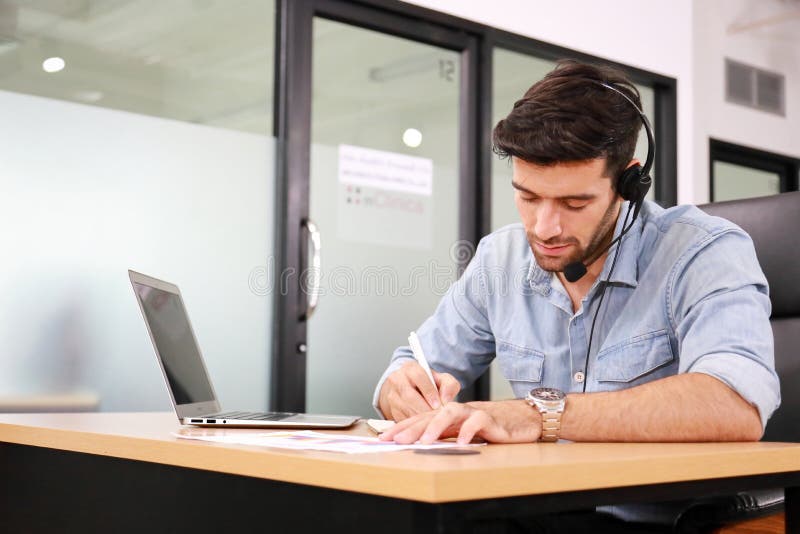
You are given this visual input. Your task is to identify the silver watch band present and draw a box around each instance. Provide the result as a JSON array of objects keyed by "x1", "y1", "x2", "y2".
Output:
[{"x1": 538, "y1": 405, "x2": 562, "y2": 442}]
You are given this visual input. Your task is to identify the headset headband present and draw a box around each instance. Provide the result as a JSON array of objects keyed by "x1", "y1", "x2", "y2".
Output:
[{"x1": 591, "y1": 80, "x2": 656, "y2": 179}]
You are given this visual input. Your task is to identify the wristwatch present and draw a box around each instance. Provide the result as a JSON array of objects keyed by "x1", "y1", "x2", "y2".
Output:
[{"x1": 526, "y1": 387, "x2": 566, "y2": 442}]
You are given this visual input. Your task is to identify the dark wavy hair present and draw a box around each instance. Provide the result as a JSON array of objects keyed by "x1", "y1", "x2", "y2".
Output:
[{"x1": 492, "y1": 59, "x2": 643, "y2": 185}]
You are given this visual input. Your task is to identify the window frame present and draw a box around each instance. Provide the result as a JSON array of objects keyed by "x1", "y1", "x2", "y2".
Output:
[{"x1": 709, "y1": 139, "x2": 800, "y2": 202}]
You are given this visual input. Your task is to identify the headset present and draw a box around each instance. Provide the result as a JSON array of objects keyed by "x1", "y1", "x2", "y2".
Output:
[
  {"x1": 562, "y1": 81, "x2": 655, "y2": 283},
  {"x1": 557, "y1": 80, "x2": 656, "y2": 394}
]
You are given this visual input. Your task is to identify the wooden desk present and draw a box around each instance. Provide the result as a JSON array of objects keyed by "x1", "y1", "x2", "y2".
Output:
[{"x1": 0, "y1": 412, "x2": 798, "y2": 533}]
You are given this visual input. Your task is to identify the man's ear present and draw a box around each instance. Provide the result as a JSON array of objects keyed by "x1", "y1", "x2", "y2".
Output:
[{"x1": 625, "y1": 158, "x2": 642, "y2": 170}]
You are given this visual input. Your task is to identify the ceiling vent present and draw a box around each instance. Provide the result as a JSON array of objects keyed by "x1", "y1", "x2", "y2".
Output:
[{"x1": 725, "y1": 58, "x2": 786, "y2": 116}]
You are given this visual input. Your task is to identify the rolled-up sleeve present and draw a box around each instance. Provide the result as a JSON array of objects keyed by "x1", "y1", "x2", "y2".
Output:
[
  {"x1": 372, "y1": 239, "x2": 497, "y2": 416},
  {"x1": 671, "y1": 229, "x2": 781, "y2": 429}
]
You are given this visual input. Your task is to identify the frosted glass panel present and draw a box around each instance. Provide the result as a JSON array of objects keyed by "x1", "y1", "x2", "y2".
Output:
[
  {"x1": 713, "y1": 161, "x2": 781, "y2": 201},
  {"x1": 0, "y1": 1, "x2": 275, "y2": 412},
  {"x1": 307, "y1": 18, "x2": 460, "y2": 417},
  {"x1": 489, "y1": 49, "x2": 657, "y2": 400}
]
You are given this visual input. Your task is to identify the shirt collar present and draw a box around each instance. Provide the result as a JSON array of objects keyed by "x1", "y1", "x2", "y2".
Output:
[{"x1": 527, "y1": 201, "x2": 641, "y2": 293}]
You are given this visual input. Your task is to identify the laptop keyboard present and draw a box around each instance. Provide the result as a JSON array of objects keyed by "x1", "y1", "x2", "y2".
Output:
[{"x1": 203, "y1": 411, "x2": 297, "y2": 421}]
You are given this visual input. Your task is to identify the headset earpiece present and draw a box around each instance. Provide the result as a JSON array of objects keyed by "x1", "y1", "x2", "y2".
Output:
[{"x1": 616, "y1": 164, "x2": 651, "y2": 203}]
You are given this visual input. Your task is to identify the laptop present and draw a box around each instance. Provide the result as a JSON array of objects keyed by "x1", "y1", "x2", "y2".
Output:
[{"x1": 129, "y1": 270, "x2": 359, "y2": 429}]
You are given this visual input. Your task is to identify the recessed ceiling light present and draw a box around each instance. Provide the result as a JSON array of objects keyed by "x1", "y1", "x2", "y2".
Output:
[
  {"x1": 402, "y1": 128, "x2": 422, "y2": 148},
  {"x1": 42, "y1": 57, "x2": 65, "y2": 73}
]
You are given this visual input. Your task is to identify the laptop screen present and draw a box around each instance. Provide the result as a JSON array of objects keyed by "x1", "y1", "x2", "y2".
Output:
[{"x1": 133, "y1": 282, "x2": 215, "y2": 405}]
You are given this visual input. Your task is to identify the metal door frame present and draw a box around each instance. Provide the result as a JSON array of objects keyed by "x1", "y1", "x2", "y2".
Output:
[{"x1": 272, "y1": 0, "x2": 481, "y2": 411}]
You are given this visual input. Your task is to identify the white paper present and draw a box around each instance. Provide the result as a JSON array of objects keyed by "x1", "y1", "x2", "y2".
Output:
[
  {"x1": 338, "y1": 144, "x2": 432, "y2": 196},
  {"x1": 366, "y1": 418, "x2": 396, "y2": 434},
  {"x1": 173, "y1": 428, "x2": 483, "y2": 454}
]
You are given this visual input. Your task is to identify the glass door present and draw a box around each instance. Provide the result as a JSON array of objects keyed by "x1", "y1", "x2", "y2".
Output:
[{"x1": 305, "y1": 18, "x2": 463, "y2": 417}]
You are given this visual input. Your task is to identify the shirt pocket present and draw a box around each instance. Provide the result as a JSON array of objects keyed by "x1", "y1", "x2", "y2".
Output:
[
  {"x1": 595, "y1": 329, "x2": 675, "y2": 383},
  {"x1": 495, "y1": 340, "x2": 545, "y2": 385}
]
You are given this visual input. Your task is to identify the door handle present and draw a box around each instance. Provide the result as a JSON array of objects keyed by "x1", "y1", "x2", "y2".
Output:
[{"x1": 301, "y1": 218, "x2": 321, "y2": 320}]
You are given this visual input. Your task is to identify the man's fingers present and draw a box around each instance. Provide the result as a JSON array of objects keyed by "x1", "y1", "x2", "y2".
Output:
[
  {"x1": 385, "y1": 398, "x2": 535, "y2": 446},
  {"x1": 381, "y1": 362, "x2": 440, "y2": 422},
  {"x1": 419, "y1": 403, "x2": 469, "y2": 444},
  {"x1": 393, "y1": 416, "x2": 436, "y2": 444},
  {"x1": 406, "y1": 363, "x2": 441, "y2": 409},
  {"x1": 386, "y1": 384, "x2": 426, "y2": 421},
  {"x1": 386, "y1": 397, "x2": 409, "y2": 422},
  {"x1": 380, "y1": 412, "x2": 430, "y2": 442},
  {"x1": 379, "y1": 388, "x2": 398, "y2": 422},
  {"x1": 434, "y1": 372, "x2": 461, "y2": 404},
  {"x1": 397, "y1": 383, "x2": 434, "y2": 418},
  {"x1": 456, "y1": 410, "x2": 494, "y2": 445}
]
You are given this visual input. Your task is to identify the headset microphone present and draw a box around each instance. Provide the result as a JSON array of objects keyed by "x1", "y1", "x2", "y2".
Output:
[
  {"x1": 561, "y1": 190, "x2": 645, "y2": 283},
  {"x1": 562, "y1": 262, "x2": 588, "y2": 284},
  {"x1": 562, "y1": 215, "x2": 631, "y2": 283},
  {"x1": 563, "y1": 233, "x2": 618, "y2": 283}
]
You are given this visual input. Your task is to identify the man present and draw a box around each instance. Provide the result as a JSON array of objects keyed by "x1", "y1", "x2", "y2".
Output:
[
  {"x1": 371, "y1": 60, "x2": 780, "y2": 531},
  {"x1": 373, "y1": 60, "x2": 779, "y2": 466}
]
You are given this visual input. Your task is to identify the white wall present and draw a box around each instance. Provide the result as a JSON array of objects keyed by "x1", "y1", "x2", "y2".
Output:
[
  {"x1": 693, "y1": 0, "x2": 800, "y2": 203},
  {"x1": 404, "y1": 0, "x2": 800, "y2": 205},
  {"x1": 402, "y1": 0, "x2": 697, "y2": 202}
]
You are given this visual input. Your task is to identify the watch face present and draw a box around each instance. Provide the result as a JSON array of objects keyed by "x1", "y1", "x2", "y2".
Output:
[{"x1": 531, "y1": 387, "x2": 566, "y2": 401}]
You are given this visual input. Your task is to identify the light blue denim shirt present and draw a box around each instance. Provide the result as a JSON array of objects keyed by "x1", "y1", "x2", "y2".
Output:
[{"x1": 373, "y1": 200, "x2": 781, "y2": 429}]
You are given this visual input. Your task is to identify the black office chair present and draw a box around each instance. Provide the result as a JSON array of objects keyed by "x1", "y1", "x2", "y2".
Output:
[
  {"x1": 701, "y1": 192, "x2": 800, "y2": 445},
  {"x1": 642, "y1": 191, "x2": 800, "y2": 533}
]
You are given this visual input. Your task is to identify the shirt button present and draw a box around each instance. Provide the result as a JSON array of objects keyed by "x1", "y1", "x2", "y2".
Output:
[{"x1": 574, "y1": 371, "x2": 585, "y2": 383}]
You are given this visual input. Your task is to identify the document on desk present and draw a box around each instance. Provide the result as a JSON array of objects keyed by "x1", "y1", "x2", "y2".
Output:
[{"x1": 173, "y1": 428, "x2": 484, "y2": 454}]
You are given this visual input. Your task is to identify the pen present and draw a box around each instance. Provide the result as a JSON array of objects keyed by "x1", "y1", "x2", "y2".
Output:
[{"x1": 408, "y1": 331, "x2": 439, "y2": 398}]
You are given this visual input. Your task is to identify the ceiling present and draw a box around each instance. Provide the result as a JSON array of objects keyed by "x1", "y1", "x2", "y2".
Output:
[{"x1": 0, "y1": 0, "x2": 275, "y2": 134}]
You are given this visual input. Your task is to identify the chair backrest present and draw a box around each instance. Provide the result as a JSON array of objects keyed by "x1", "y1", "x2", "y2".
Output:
[{"x1": 700, "y1": 191, "x2": 800, "y2": 442}]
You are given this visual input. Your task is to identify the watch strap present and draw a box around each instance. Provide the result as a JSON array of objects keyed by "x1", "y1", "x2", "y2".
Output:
[{"x1": 538, "y1": 403, "x2": 562, "y2": 442}]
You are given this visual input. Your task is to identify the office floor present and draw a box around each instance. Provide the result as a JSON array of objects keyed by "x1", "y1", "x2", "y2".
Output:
[{"x1": 714, "y1": 513, "x2": 785, "y2": 533}]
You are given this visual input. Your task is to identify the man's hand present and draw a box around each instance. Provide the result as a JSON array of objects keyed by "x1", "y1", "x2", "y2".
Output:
[
  {"x1": 378, "y1": 360, "x2": 460, "y2": 421},
  {"x1": 379, "y1": 400, "x2": 542, "y2": 445}
]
